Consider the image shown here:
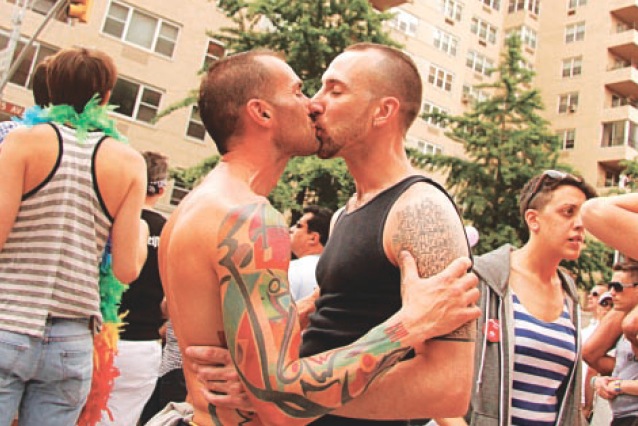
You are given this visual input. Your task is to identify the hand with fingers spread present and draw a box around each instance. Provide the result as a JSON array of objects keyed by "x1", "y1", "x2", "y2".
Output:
[
  {"x1": 397, "y1": 252, "x2": 480, "y2": 343},
  {"x1": 185, "y1": 346, "x2": 253, "y2": 412}
]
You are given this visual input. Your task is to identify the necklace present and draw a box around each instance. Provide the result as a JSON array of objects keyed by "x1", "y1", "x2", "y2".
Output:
[{"x1": 15, "y1": 95, "x2": 126, "y2": 143}]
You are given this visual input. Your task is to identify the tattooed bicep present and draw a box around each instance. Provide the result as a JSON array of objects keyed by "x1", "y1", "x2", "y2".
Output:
[{"x1": 390, "y1": 195, "x2": 468, "y2": 278}]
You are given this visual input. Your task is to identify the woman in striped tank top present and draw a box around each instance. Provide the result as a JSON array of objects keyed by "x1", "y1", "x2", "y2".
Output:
[{"x1": 437, "y1": 171, "x2": 597, "y2": 426}]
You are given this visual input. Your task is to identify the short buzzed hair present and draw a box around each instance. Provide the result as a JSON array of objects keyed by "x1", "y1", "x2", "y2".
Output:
[
  {"x1": 198, "y1": 49, "x2": 282, "y2": 155},
  {"x1": 345, "y1": 43, "x2": 422, "y2": 134}
]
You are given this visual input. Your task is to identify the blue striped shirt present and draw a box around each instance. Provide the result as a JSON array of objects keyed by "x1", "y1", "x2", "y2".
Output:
[{"x1": 511, "y1": 293, "x2": 576, "y2": 426}]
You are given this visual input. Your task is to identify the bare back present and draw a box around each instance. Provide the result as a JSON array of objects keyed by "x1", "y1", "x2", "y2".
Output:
[{"x1": 160, "y1": 168, "x2": 266, "y2": 425}]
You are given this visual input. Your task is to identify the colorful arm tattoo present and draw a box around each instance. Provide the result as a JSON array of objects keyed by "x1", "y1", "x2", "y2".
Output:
[
  {"x1": 215, "y1": 203, "x2": 412, "y2": 424},
  {"x1": 391, "y1": 198, "x2": 476, "y2": 342}
]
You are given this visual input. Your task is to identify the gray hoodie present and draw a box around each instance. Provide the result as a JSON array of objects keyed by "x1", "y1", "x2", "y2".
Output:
[{"x1": 466, "y1": 244, "x2": 583, "y2": 426}]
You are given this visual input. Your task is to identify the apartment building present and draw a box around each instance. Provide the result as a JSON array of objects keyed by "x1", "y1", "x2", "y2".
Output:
[
  {"x1": 378, "y1": 0, "x2": 638, "y2": 193},
  {"x1": 2, "y1": 0, "x2": 637, "y2": 202},
  {"x1": 0, "y1": 0, "x2": 230, "y2": 211}
]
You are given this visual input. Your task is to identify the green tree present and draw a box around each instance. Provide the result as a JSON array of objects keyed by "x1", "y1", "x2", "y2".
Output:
[
  {"x1": 409, "y1": 36, "x2": 612, "y2": 287},
  {"x1": 170, "y1": 155, "x2": 354, "y2": 221},
  {"x1": 620, "y1": 157, "x2": 638, "y2": 191},
  {"x1": 214, "y1": 0, "x2": 398, "y2": 94}
]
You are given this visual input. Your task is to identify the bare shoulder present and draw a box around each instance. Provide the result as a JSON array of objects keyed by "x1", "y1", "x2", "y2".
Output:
[
  {"x1": 384, "y1": 180, "x2": 468, "y2": 276},
  {"x1": 99, "y1": 138, "x2": 146, "y2": 170}
]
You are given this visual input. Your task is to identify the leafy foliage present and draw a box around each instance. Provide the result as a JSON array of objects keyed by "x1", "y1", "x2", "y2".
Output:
[
  {"x1": 408, "y1": 36, "x2": 611, "y2": 287},
  {"x1": 213, "y1": 0, "x2": 398, "y2": 95},
  {"x1": 411, "y1": 36, "x2": 562, "y2": 253},
  {"x1": 170, "y1": 154, "x2": 354, "y2": 222}
]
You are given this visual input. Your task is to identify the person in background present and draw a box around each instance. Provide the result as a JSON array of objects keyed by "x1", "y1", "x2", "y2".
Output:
[
  {"x1": 584, "y1": 291, "x2": 615, "y2": 424},
  {"x1": 0, "y1": 47, "x2": 147, "y2": 426},
  {"x1": 289, "y1": 205, "x2": 333, "y2": 301},
  {"x1": 0, "y1": 56, "x2": 51, "y2": 145},
  {"x1": 436, "y1": 170, "x2": 596, "y2": 426},
  {"x1": 585, "y1": 260, "x2": 638, "y2": 426},
  {"x1": 99, "y1": 151, "x2": 169, "y2": 425},
  {"x1": 582, "y1": 283, "x2": 612, "y2": 420}
]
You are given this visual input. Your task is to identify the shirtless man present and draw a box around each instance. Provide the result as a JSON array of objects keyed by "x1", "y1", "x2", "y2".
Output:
[{"x1": 159, "y1": 49, "x2": 480, "y2": 425}]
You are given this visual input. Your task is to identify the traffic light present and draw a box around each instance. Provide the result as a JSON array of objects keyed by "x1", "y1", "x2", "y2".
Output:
[{"x1": 67, "y1": 0, "x2": 93, "y2": 23}]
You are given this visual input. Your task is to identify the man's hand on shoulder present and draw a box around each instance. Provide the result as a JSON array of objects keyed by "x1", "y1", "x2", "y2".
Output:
[{"x1": 397, "y1": 252, "x2": 480, "y2": 343}]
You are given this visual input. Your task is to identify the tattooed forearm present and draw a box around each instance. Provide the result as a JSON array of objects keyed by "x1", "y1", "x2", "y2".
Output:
[{"x1": 213, "y1": 203, "x2": 418, "y2": 423}]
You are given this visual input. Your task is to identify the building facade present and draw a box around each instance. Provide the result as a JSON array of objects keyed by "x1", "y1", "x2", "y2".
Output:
[
  {"x1": 2, "y1": 0, "x2": 637, "y2": 206},
  {"x1": 381, "y1": 0, "x2": 638, "y2": 193}
]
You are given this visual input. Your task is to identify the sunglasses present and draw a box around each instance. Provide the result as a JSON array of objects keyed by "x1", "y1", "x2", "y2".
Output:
[
  {"x1": 590, "y1": 291, "x2": 599, "y2": 297},
  {"x1": 600, "y1": 300, "x2": 612, "y2": 307},
  {"x1": 523, "y1": 170, "x2": 582, "y2": 212},
  {"x1": 608, "y1": 281, "x2": 638, "y2": 293}
]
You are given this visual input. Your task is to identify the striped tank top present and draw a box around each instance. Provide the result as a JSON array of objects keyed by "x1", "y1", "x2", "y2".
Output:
[
  {"x1": 0, "y1": 123, "x2": 113, "y2": 338},
  {"x1": 510, "y1": 293, "x2": 576, "y2": 426}
]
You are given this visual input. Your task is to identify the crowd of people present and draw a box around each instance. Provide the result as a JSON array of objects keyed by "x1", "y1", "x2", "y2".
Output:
[{"x1": 1, "y1": 42, "x2": 638, "y2": 426}]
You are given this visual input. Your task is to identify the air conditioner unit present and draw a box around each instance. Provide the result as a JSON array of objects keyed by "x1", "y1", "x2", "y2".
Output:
[
  {"x1": 461, "y1": 94, "x2": 471, "y2": 103},
  {"x1": 569, "y1": 104, "x2": 577, "y2": 113}
]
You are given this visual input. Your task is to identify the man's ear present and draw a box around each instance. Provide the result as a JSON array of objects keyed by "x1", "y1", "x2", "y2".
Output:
[
  {"x1": 372, "y1": 96, "x2": 400, "y2": 127},
  {"x1": 247, "y1": 99, "x2": 272, "y2": 125}
]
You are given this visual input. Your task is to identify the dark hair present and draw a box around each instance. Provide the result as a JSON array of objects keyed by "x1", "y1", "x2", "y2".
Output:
[
  {"x1": 303, "y1": 205, "x2": 333, "y2": 246},
  {"x1": 31, "y1": 57, "x2": 51, "y2": 108},
  {"x1": 47, "y1": 48, "x2": 117, "y2": 113},
  {"x1": 142, "y1": 151, "x2": 169, "y2": 196},
  {"x1": 612, "y1": 258, "x2": 638, "y2": 273},
  {"x1": 344, "y1": 43, "x2": 422, "y2": 134},
  {"x1": 519, "y1": 171, "x2": 597, "y2": 220},
  {"x1": 198, "y1": 49, "x2": 282, "y2": 155}
]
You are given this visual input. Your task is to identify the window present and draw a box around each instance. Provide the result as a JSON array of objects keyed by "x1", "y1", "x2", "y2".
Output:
[
  {"x1": 109, "y1": 77, "x2": 163, "y2": 123},
  {"x1": 605, "y1": 169, "x2": 622, "y2": 187},
  {"x1": 388, "y1": 9, "x2": 419, "y2": 36},
  {"x1": 508, "y1": 0, "x2": 540, "y2": 14},
  {"x1": 441, "y1": 0, "x2": 463, "y2": 22},
  {"x1": 471, "y1": 17, "x2": 498, "y2": 44},
  {"x1": 466, "y1": 50, "x2": 494, "y2": 77},
  {"x1": 6, "y1": 0, "x2": 55, "y2": 15},
  {"x1": 203, "y1": 39, "x2": 225, "y2": 71},
  {"x1": 481, "y1": 0, "x2": 500, "y2": 11},
  {"x1": 565, "y1": 22, "x2": 585, "y2": 43},
  {"x1": 417, "y1": 140, "x2": 443, "y2": 155},
  {"x1": 558, "y1": 129, "x2": 576, "y2": 150},
  {"x1": 611, "y1": 94, "x2": 638, "y2": 108},
  {"x1": 102, "y1": 1, "x2": 179, "y2": 58},
  {"x1": 507, "y1": 26, "x2": 537, "y2": 49},
  {"x1": 602, "y1": 121, "x2": 638, "y2": 149},
  {"x1": 428, "y1": 65, "x2": 454, "y2": 92},
  {"x1": 433, "y1": 28, "x2": 458, "y2": 56},
  {"x1": 0, "y1": 31, "x2": 57, "y2": 88},
  {"x1": 462, "y1": 84, "x2": 489, "y2": 102},
  {"x1": 169, "y1": 177, "x2": 191, "y2": 206},
  {"x1": 568, "y1": 0, "x2": 586, "y2": 9},
  {"x1": 421, "y1": 101, "x2": 448, "y2": 128},
  {"x1": 562, "y1": 57, "x2": 582, "y2": 78},
  {"x1": 558, "y1": 92, "x2": 579, "y2": 113},
  {"x1": 186, "y1": 105, "x2": 206, "y2": 141}
]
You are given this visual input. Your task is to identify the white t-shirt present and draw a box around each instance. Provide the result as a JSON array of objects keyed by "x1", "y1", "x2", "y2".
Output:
[{"x1": 288, "y1": 254, "x2": 320, "y2": 301}]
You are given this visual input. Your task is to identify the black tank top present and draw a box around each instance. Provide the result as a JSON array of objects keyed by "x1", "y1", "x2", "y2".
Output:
[
  {"x1": 119, "y1": 208, "x2": 167, "y2": 340},
  {"x1": 300, "y1": 175, "x2": 462, "y2": 426}
]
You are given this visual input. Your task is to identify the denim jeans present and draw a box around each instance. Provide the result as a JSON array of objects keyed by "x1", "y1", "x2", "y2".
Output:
[{"x1": 0, "y1": 317, "x2": 93, "y2": 426}]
